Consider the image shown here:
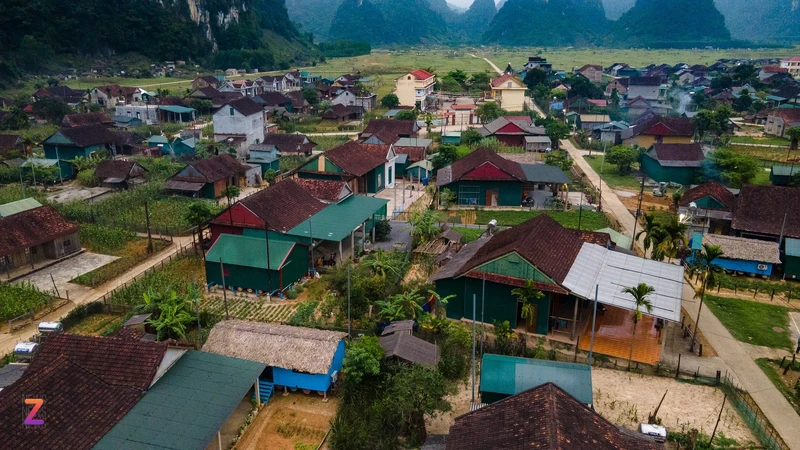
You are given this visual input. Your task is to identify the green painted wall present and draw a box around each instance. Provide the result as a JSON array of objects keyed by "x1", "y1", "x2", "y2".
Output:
[
  {"x1": 445, "y1": 180, "x2": 522, "y2": 207},
  {"x1": 437, "y1": 277, "x2": 551, "y2": 335},
  {"x1": 201, "y1": 183, "x2": 216, "y2": 199},
  {"x1": 44, "y1": 144, "x2": 104, "y2": 160},
  {"x1": 205, "y1": 244, "x2": 308, "y2": 292},
  {"x1": 367, "y1": 163, "x2": 386, "y2": 193},
  {"x1": 476, "y1": 253, "x2": 556, "y2": 284},
  {"x1": 325, "y1": 158, "x2": 342, "y2": 173},
  {"x1": 785, "y1": 256, "x2": 800, "y2": 278},
  {"x1": 641, "y1": 155, "x2": 697, "y2": 185},
  {"x1": 693, "y1": 196, "x2": 725, "y2": 209}
]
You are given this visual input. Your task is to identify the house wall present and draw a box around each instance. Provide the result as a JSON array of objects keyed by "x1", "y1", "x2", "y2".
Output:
[
  {"x1": 213, "y1": 107, "x2": 265, "y2": 153},
  {"x1": 494, "y1": 88, "x2": 526, "y2": 112},
  {"x1": 272, "y1": 340, "x2": 344, "y2": 392},
  {"x1": 785, "y1": 256, "x2": 800, "y2": 279},
  {"x1": 495, "y1": 135, "x2": 525, "y2": 147},
  {"x1": 115, "y1": 105, "x2": 160, "y2": 124},
  {"x1": 44, "y1": 144, "x2": 103, "y2": 161},
  {"x1": 42, "y1": 232, "x2": 81, "y2": 260},
  {"x1": 366, "y1": 164, "x2": 386, "y2": 194},
  {"x1": 395, "y1": 76, "x2": 417, "y2": 108},
  {"x1": 444, "y1": 180, "x2": 522, "y2": 207},
  {"x1": 765, "y1": 115, "x2": 788, "y2": 137},
  {"x1": 628, "y1": 135, "x2": 693, "y2": 148},
  {"x1": 641, "y1": 156, "x2": 697, "y2": 185},
  {"x1": 627, "y1": 85, "x2": 659, "y2": 101},
  {"x1": 437, "y1": 277, "x2": 551, "y2": 335},
  {"x1": 205, "y1": 244, "x2": 307, "y2": 293},
  {"x1": 715, "y1": 258, "x2": 773, "y2": 277}
]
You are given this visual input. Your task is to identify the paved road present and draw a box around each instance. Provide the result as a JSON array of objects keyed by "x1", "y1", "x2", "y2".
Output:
[
  {"x1": 564, "y1": 137, "x2": 800, "y2": 447},
  {"x1": 0, "y1": 237, "x2": 194, "y2": 355},
  {"x1": 483, "y1": 57, "x2": 503, "y2": 75}
]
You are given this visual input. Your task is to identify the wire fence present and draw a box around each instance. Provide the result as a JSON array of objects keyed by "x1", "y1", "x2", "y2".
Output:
[{"x1": 719, "y1": 374, "x2": 790, "y2": 450}]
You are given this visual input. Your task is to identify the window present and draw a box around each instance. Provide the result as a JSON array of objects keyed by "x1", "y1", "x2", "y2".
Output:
[
  {"x1": 63, "y1": 239, "x2": 71, "y2": 248},
  {"x1": 458, "y1": 185, "x2": 480, "y2": 205},
  {"x1": 377, "y1": 173, "x2": 382, "y2": 188},
  {"x1": 31, "y1": 247, "x2": 37, "y2": 255},
  {"x1": 507, "y1": 82, "x2": 513, "y2": 88},
  {"x1": 230, "y1": 107, "x2": 235, "y2": 116}
]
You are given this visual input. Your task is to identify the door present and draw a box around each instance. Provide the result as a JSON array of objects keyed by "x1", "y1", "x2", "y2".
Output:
[{"x1": 485, "y1": 189, "x2": 499, "y2": 206}]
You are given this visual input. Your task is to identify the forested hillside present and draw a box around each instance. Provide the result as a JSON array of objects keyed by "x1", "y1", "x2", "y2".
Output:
[
  {"x1": 612, "y1": 0, "x2": 731, "y2": 47},
  {"x1": 483, "y1": 0, "x2": 609, "y2": 46}
]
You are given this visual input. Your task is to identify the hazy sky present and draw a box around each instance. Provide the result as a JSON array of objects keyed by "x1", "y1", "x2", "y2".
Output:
[{"x1": 447, "y1": 0, "x2": 475, "y2": 6}]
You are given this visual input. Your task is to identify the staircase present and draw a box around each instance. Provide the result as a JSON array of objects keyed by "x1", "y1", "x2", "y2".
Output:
[{"x1": 252, "y1": 379, "x2": 275, "y2": 404}]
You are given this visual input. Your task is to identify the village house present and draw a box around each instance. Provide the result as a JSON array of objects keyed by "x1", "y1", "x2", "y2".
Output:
[
  {"x1": 479, "y1": 354, "x2": 592, "y2": 405},
  {"x1": 43, "y1": 124, "x2": 118, "y2": 160},
  {"x1": 0, "y1": 204, "x2": 81, "y2": 276},
  {"x1": 477, "y1": 116, "x2": 546, "y2": 147},
  {"x1": 690, "y1": 233, "x2": 781, "y2": 277},
  {"x1": 621, "y1": 114, "x2": 696, "y2": 147},
  {"x1": 253, "y1": 91, "x2": 294, "y2": 111},
  {"x1": 780, "y1": 56, "x2": 800, "y2": 77},
  {"x1": 219, "y1": 79, "x2": 265, "y2": 98},
  {"x1": 444, "y1": 383, "x2": 663, "y2": 450},
  {"x1": 330, "y1": 89, "x2": 378, "y2": 112},
  {"x1": 321, "y1": 104, "x2": 363, "y2": 123},
  {"x1": 575, "y1": 64, "x2": 603, "y2": 82},
  {"x1": 626, "y1": 76, "x2": 663, "y2": 102},
  {"x1": 360, "y1": 119, "x2": 419, "y2": 145},
  {"x1": 88, "y1": 85, "x2": 145, "y2": 108},
  {"x1": 490, "y1": 73, "x2": 527, "y2": 112},
  {"x1": 261, "y1": 133, "x2": 316, "y2": 156},
  {"x1": 678, "y1": 182, "x2": 737, "y2": 234},
  {"x1": 114, "y1": 103, "x2": 159, "y2": 125},
  {"x1": 259, "y1": 75, "x2": 289, "y2": 92},
  {"x1": 32, "y1": 86, "x2": 85, "y2": 106},
  {"x1": 764, "y1": 108, "x2": 800, "y2": 138},
  {"x1": 431, "y1": 215, "x2": 684, "y2": 365},
  {"x1": 192, "y1": 75, "x2": 223, "y2": 90},
  {"x1": 640, "y1": 143, "x2": 705, "y2": 185},
  {"x1": 0, "y1": 134, "x2": 25, "y2": 158},
  {"x1": 394, "y1": 69, "x2": 436, "y2": 110},
  {"x1": 213, "y1": 97, "x2": 265, "y2": 159},
  {"x1": 604, "y1": 78, "x2": 629, "y2": 101},
  {"x1": 165, "y1": 154, "x2": 248, "y2": 199},
  {"x1": 93, "y1": 160, "x2": 147, "y2": 190},
  {"x1": 297, "y1": 141, "x2": 396, "y2": 194},
  {"x1": 732, "y1": 185, "x2": 800, "y2": 242},
  {"x1": 61, "y1": 112, "x2": 112, "y2": 128},
  {"x1": 247, "y1": 144, "x2": 280, "y2": 174},
  {"x1": 523, "y1": 56, "x2": 552, "y2": 73}
]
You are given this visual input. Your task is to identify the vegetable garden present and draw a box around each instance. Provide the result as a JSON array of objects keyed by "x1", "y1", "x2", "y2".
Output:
[
  {"x1": 202, "y1": 295, "x2": 298, "y2": 322},
  {"x1": 0, "y1": 282, "x2": 52, "y2": 322},
  {"x1": 106, "y1": 257, "x2": 204, "y2": 306}
]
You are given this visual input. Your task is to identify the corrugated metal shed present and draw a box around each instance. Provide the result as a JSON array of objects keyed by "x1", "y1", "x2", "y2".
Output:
[
  {"x1": 0, "y1": 198, "x2": 42, "y2": 218},
  {"x1": 94, "y1": 350, "x2": 265, "y2": 450},
  {"x1": 287, "y1": 195, "x2": 388, "y2": 242},
  {"x1": 206, "y1": 234, "x2": 294, "y2": 269},
  {"x1": 594, "y1": 227, "x2": 632, "y2": 250},
  {"x1": 786, "y1": 238, "x2": 800, "y2": 257},
  {"x1": 562, "y1": 243, "x2": 684, "y2": 322},
  {"x1": 479, "y1": 354, "x2": 593, "y2": 405}
]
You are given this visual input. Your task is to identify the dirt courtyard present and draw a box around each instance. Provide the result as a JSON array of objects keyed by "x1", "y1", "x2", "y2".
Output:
[
  {"x1": 236, "y1": 392, "x2": 339, "y2": 450},
  {"x1": 427, "y1": 367, "x2": 755, "y2": 445}
]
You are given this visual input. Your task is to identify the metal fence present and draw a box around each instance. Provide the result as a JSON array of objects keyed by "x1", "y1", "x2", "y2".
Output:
[{"x1": 719, "y1": 374, "x2": 790, "y2": 450}]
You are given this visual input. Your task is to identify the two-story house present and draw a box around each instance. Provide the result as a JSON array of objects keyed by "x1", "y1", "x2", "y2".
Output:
[
  {"x1": 575, "y1": 64, "x2": 603, "y2": 83},
  {"x1": 89, "y1": 85, "x2": 145, "y2": 108},
  {"x1": 780, "y1": 57, "x2": 800, "y2": 77},
  {"x1": 490, "y1": 74, "x2": 527, "y2": 112},
  {"x1": 394, "y1": 69, "x2": 436, "y2": 111},
  {"x1": 213, "y1": 97, "x2": 265, "y2": 160}
]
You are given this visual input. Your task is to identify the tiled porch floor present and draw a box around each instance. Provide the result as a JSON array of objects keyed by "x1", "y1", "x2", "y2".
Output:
[{"x1": 578, "y1": 306, "x2": 663, "y2": 365}]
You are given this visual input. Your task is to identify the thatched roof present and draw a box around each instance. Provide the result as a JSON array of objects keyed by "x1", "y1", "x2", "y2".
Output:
[
  {"x1": 703, "y1": 234, "x2": 781, "y2": 264},
  {"x1": 202, "y1": 320, "x2": 347, "y2": 374}
]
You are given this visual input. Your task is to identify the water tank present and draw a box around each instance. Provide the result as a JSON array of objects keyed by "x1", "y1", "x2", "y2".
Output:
[
  {"x1": 13, "y1": 342, "x2": 38, "y2": 361},
  {"x1": 38, "y1": 322, "x2": 63, "y2": 334}
]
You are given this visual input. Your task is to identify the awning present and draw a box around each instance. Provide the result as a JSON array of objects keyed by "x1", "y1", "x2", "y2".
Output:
[
  {"x1": 164, "y1": 179, "x2": 204, "y2": 192},
  {"x1": 286, "y1": 195, "x2": 389, "y2": 243},
  {"x1": 158, "y1": 105, "x2": 195, "y2": 114},
  {"x1": 562, "y1": 243, "x2": 684, "y2": 322}
]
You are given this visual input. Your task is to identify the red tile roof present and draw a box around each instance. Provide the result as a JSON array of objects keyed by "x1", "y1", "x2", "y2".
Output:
[
  {"x1": 455, "y1": 215, "x2": 594, "y2": 284},
  {"x1": 446, "y1": 383, "x2": 663, "y2": 450},
  {"x1": 732, "y1": 185, "x2": 800, "y2": 239},
  {"x1": 61, "y1": 112, "x2": 112, "y2": 128},
  {"x1": 680, "y1": 182, "x2": 736, "y2": 211},
  {"x1": 448, "y1": 147, "x2": 526, "y2": 182},
  {"x1": 94, "y1": 160, "x2": 144, "y2": 180},
  {"x1": 56, "y1": 124, "x2": 118, "y2": 147},
  {"x1": 362, "y1": 119, "x2": 417, "y2": 139},
  {"x1": 217, "y1": 178, "x2": 327, "y2": 232},
  {"x1": 770, "y1": 108, "x2": 800, "y2": 124},
  {"x1": 323, "y1": 141, "x2": 389, "y2": 177},
  {"x1": 171, "y1": 154, "x2": 247, "y2": 183},
  {"x1": 262, "y1": 133, "x2": 316, "y2": 155},
  {"x1": 0, "y1": 206, "x2": 79, "y2": 256},
  {"x1": 225, "y1": 97, "x2": 263, "y2": 116},
  {"x1": 294, "y1": 178, "x2": 348, "y2": 203},
  {"x1": 25, "y1": 333, "x2": 167, "y2": 389},
  {"x1": 394, "y1": 146, "x2": 426, "y2": 163},
  {"x1": 0, "y1": 356, "x2": 145, "y2": 450},
  {"x1": 410, "y1": 69, "x2": 435, "y2": 80},
  {"x1": 491, "y1": 73, "x2": 523, "y2": 88},
  {"x1": 650, "y1": 143, "x2": 704, "y2": 162}
]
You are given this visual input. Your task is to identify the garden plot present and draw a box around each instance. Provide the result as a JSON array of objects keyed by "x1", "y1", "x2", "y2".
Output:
[{"x1": 203, "y1": 295, "x2": 298, "y2": 323}]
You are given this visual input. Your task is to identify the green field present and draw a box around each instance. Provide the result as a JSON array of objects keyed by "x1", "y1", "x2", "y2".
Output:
[
  {"x1": 704, "y1": 295, "x2": 793, "y2": 349},
  {"x1": 729, "y1": 136, "x2": 791, "y2": 147},
  {"x1": 451, "y1": 226, "x2": 484, "y2": 243},
  {"x1": 472, "y1": 209, "x2": 609, "y2": 230},
  {"x1": 727, "y1": 144, "x2": 790, "y2": 164},
  {"x1": 583, "y1": 155, "x2": 643, "y2": 190}
]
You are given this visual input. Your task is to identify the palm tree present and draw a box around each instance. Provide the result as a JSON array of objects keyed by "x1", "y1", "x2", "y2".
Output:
[
  {"x1": 512, "y1": 280, "x2": 544, "y2": 331},
  {"x1": 691, "y1": 244, "x2": 724, "y2": 351},
  {"x1": 220, "y1": 184, "x2": 240, "y2": 226},
  {"x1": 655, "y1": 215, "x2": 689, "y2": 263},
  {"x1": 407, "y1": 210, "x2": 441, "y2": 244},
  {"x1": 635, "y1": 213, "x2": 663, "y2": 258},
  {"x1": 390, "y1": 290, "x2": 425, "y2": 320},
  {"x1": 621, "y1": 283, "x2": 655, "y2": 369}
]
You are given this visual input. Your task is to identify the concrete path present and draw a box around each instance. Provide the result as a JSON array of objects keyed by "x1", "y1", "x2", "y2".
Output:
[
  {"x1": 0, "y1": 236, "x2": 194, "y2": 355},
  {"x1": 560, "y1": 139, "x2": 638, "y2": 248},
  {"x1": 16, "y1": 252, "x2": 119, "y2": 297},
  {"x1": 681, "y1": 283, "x2": 800, "y2": 448},
  {"x1": 482, "y1": 57, "x2": 503, "y2": 75}
]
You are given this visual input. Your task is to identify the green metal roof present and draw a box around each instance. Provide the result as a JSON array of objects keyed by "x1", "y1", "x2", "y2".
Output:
[
  {"x1": 44, "y1": 131, "x2": 75, "y2": 146},
  {"x1": 691, "y1": 232, "x2": 704, "y2": 251},
  {"x1": 287, "y1": 195, "x2": 389, "y2": 242},
  {"x1": 480, "y1": 354, "x2": 593, "y2": 405},
  {"x1": 23, "y1": 158, "x2": 67, "y2": 168},
  {"x1": 771, "y1": 165, "x2": 798, "y2": 177},
  {"x1": 0, "y1": 198, "x2": 42, "y2": 217},
  {"x1": 148, "y1": 135, "x2": 169, "y2": 144},
  {"x1": 158, "y1": 105, "x2": 196, "y2": 114},
  {"x1": 94, "y1": 350, "x2": 265, "y2": 450},
  {"x1": 206, "y1": 234, "x2": 295, "y2": 270},
  {"x1": 406, "y1": 160, "x2": 433, "y2": 171},
  {"x1": 786, "y1": 238, "x2": 800, "y2": 258},
  {"x1": 594, "y1": 227, "x2": 631, "y2": 250}
]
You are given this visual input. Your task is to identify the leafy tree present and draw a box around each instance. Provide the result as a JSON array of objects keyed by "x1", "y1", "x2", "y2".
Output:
[
  {"x1": 523, "y1": 69, "x2": 548, "y2": 91},
  {"x1": 221, "y1": 184, "x2": 240, "y2": 226},
  {"x1": 431, "y1": 144, "x2": 459, "y2": 170},
  {"x1": 395, "y1": 110, "x2": 418, "y2": 121},
  {"x1": 374, "y1": 219, "x2": 391, "y2": 242},
  {"x1": 188, "y1": 99, "x2": 212, "y2": 115},
  {"x1": 263, "y1": 168, "x2": 278, "y2": 185},
  {"x1": 543, "y1": 121, "x2": 569, "y2": 149},
  {"x1": 543, "y1": 150, "x2": 572, "y2": 172},
  {"x1": 689, "y1": 244, "x2": 724, "y2": 351},
  {"x1": 446, "y1": 70, "x2": 467, "y2": 88},
  {"x1": 461, "y1": 128, "x2": 483, "y2": 146},
  {"x1": 469, "y1": 72, "x2": 492, "y2": 91},
  {"x1": 1, "y1": 106, "x2": 30, "y2": 130},
  {"x1": 606, "y1": 145, "x2": 638, "y2": 174},
  {"x1": 427, "y1": 290, "x2": 455, "y2": 319},
  {"x1": 439, "y1": 76, "x2": 462, "y2": 93},
  {"x1": 439, "y1": 188, "x2": 456, "y2": 210},
  {"x1": 32, "y1": 96, "x2": 72, "y2": 124},
  {"x1": 361, "y1": 249, "x2": 402, "y2": 278},
  {"x1": 620, "y1": 283, "x2": 654, "y2": 369},
  {"x1": 302, "y1": 87, "x2": 319, "y2": 105},
  {"x1": 380, "y1": 364, "x2": 451, "y2": 446},
  {"x1": 563, "y1": 74, "x2": 603, "y2": 99},
  {"x1": 710, "y1": 75, "x2": 732, "y2": 89},
  {"x1": 378, "y1": 289, "x2": 424, "y2": 321},
  {"x1": 380, "y1": 93, "x2": 400, "y2": 108},
  {"x1": 342, "y1": 336, "x2": 384, "y2": 385},
  {"x1": 424, "y1": 113, "x2": 433, "y2": 134},
  {"x1": 476, "y1": 102, "x2": 505, "y2": 123},
  {"x1": 787, "y1": 126, "x2": 800, "y2": 150},
  {"x1": 407, "y1": 210, "x2": 441, "y2": 244},
  {"x1": 609, "y1": 88, "x2": 620, "y2": 110},
  {"x1": 703, "y1": 149, "x2": 760, "y2": 187},
  {"x1": 732, "y1": 89, "x2": 753, "y2": 113},
  {"x1": 654, "y1": 215, "x2": 688, "y2": 262}
]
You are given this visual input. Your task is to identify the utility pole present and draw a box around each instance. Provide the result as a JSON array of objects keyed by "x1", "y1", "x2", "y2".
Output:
[
  {"x1": 471, "y1": 293, "x2": 476, "y2": 404},
  {"x1": 347, "y1": 263, "x2": 351, "y2": 339},
  {"x1": 144, "y1": 200, "x2": 153, "y2": 254},
  {"x1": 219, "y1": 258, "x2": 230, "y2": 319},
  {"x1": 577, "y1": 173, "x2": 585, "y2": 230},
  {"x1": 598, "y1": 142, "x2": 607, "y2": 211},
  {"x1": 630, "y1": 172, "x2": 646, "y2": 251}
]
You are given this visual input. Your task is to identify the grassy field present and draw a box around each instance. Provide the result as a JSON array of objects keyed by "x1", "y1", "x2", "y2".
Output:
[
  {"x1": 727, "y1": 144, "x2": 790, "y2": 163},
  {"x1": 583, "y1": 155, "x2": 643, "y2": 190},
  {"x1": 452, "y1": 226, "x2": 484, "y2": 243},
  {"x1": 755, "y1": 358, "x2": 800, "y2": 415},
  {"x1": 729, "y1": 136, "x2": 791, "y2": 146},
  {"x1": 704, "y1": 295, "x2": 793, "y2": 349},
  {"x1": 472, "y1": 209, "x2": 609, "y2": 229}
]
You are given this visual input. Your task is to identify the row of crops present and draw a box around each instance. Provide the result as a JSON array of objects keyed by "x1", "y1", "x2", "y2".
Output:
[
  {"x1": 107, "y1": 257, "x2": 204, "y2": 306},
  {"x1": 0, "y1": 282, "x2": 52, "y2": 322},
  {"x1": 203, "y1": 296, "x2": 298, "y2": 323}
]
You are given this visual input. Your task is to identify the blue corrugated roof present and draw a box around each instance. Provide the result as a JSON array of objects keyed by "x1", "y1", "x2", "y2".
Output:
[{"x1": 480, "y1": 354, "x2": 593, "y2": 405}]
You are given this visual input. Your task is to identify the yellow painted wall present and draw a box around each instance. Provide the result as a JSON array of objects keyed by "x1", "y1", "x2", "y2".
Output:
[
  {"x1": 395, "y1": 75, "x2": 417, "y2": 108},
  {"x1": 625, "y1": 135, "x2": 693, "y2": 148}
]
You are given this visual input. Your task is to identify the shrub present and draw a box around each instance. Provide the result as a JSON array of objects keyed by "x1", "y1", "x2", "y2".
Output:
[
  {"x1": 374, "y1": 219, "x2": 392, "y2": 242},
  {"x1": 76, "y1": 169, "x2": 97, "y2": 187}
]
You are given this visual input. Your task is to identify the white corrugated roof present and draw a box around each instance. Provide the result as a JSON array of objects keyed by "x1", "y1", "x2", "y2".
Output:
[{"x1": 563, "y1": 243, "x2": 684, "y2": 322}]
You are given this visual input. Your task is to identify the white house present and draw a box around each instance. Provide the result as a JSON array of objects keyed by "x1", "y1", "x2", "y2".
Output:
[
  {"x1": 213, "y1": 97, "x2": 265, "y2": 160},
  {"x1": 115, "y1": 104, "x2": 159, "y2": 125},
  {"x1": 394, "y1": 69, "x2": 436, "y2": 111}
]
